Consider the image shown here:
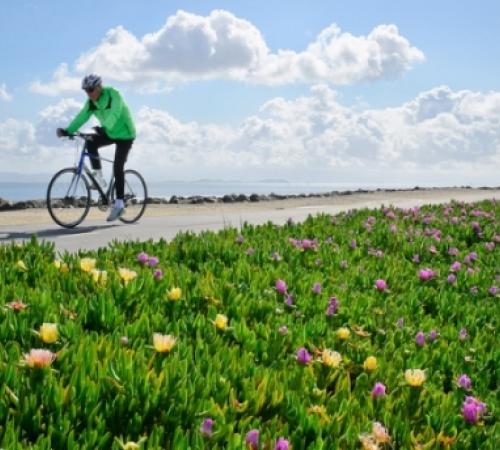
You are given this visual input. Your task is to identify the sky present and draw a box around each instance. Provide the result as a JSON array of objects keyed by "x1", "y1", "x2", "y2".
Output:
[{"x1": 1, "y1": 0, "x2": 499, "y2": 187}]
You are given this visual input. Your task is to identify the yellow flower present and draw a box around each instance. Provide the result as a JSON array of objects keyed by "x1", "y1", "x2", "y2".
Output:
[
  {"x1": 167, "y1": 287, "x2": 182, "y2": 301},
  {"x1": 153, "y1": 333, "x2": 177, "y2": 353},
  {"x1": 118, "y1": 267, "x2": 137, "y2": 284},
  {"x1": 16, "y1": 260, "x2": 27, "y2": 271},
  {"x1": 55, "y1": 259, "x2": 69, "y2": 272},
  {"x1": 39, "y1": 323, "x2": 58, "y2": 344},
  {"x1": 214, "y1": 313, "x2": 228, "y2": 330},
  {"x1": 321, "y1": 349, "x2": 342, "y2": 368},
  {"x1": 359, "y1": 435, "x2": 379, "y2": 450},
  {"x1": 23, "y1": 349, "x2": 56, "y2": 368},
  {"x1": 336, "y1": 327, "x2": 350, "y2": 340},
  {"x1": 80, "y1": 258, "x2": 96, "y2": 272},
  {"x1": 405, "y1": 369, "x2": 426, "y2": 387},
  {"x1": 123, "y1": 443, "x2": 140, "y2": 450},
  {"x1": 363, "y1": 356, "x2": 378, "y2": 371},
  {"x1": 91, "y1": 269, "x2": 107, "y2": 284}
]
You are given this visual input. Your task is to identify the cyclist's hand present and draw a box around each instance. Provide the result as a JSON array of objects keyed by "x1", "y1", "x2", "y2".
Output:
[
  {"x1": 93, "y1": 126, "x2": 105, "y2": 136},
  {"x1": 56, "y1": 128, "x2": 69, "y2": 138}
]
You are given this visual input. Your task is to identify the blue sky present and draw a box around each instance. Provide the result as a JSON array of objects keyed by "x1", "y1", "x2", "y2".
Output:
[{"x1": 1, "y1": 1, "x2": 499, "y2": 185}]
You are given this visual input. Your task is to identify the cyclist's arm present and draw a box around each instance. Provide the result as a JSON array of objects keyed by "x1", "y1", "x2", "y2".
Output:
[
  {"x1": 101, "y1": 88, "x2": 124, "y2": 131},
  {"x1": 65, "y1": 102, "x2": 92, "y2": 134}
]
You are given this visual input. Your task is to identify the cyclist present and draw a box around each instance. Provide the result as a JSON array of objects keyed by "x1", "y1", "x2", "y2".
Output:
[{"x1": 56, "y1": 74, "x2": 136, "y2": 221}]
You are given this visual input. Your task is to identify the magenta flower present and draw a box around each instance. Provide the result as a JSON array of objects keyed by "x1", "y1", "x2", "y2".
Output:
[
  {"x1": 153, "y1": 269, "x2": 163, "y2": 280},
  {"x1": 350, "y1": 239, "x2": 357, "y2": 249},
  {"x1": 137, "y1": 251, "x2": 149, "y2": 264},
  {"x1": 326, "y1": 297, "x2": 339, "y2": 316},
  {"x1": 275, "y1": 437, "x2": 290, "y2": 450},
  {"x1": 275, "y1": 279, "x2": 287, "y2": 295},
  {"x1": 448, "y1": 247, "x2": 459, "y2": 256},
  {"x1": 245, "y1": 429, "x2": 259, "y2": 450},
  {"x1": 312, "y1": 282, "x2": 322, "y2": 294},
  {"x1": 415, "y1": 331, "x2": 426, "y2": 347},
  {"x1": 200, "y1": 418, "x2": 214, "y2": 437},
  {"x1": 285, "y1": 294, "x2": 294, "y2": 307},
  {"x1": 296, "y1": 347, "x2": 312, "y2": 365},
  {"x1": 450, "y1": 261, "x2": 461, "y2": 272},
  {"x1": 462, "y1": 396, "x2": 487, "y2": 424},
  {"x1": 488, "y1": 286, "x2": 498, "y2": 296},
  {"x1": 375, "y1": 279, "x2": 387, "y2": 291},
  {"x1": 427, "y1": 329, "x2": 438, "y2": 341},
  {"x1": 457, "y1": 374, "x2": 472, "y2": 391},
  {"x1": 147, "y1": 256, "x2": 159, "y2": 267},
  {"x1": 418, "y1": 268, "x2": 435, "y2": 281},
  {"x1": 447, "y1": 274, "x2": 457, "y2": 284},
  {"x1": 371, "y1": 382, "x2": 387, "y2": 398}
]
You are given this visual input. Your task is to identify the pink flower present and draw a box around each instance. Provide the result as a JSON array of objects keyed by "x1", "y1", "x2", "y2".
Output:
[
  {"x1": 296, "y1": 347, "x2": 312, "y2": 365},
  {"x1": 488, "y1": 286, "x2": 498, "y2": 296},
  {"x1": 200, "y1": 418, "x2": 214, "y2": 437},
  {"x1": 450, "y1": 261, "x2": 461, "y2": 272},
  {"x1": 326, "y1": 297, "x2": 339, "y2": 316},
  {"x1": 418, "y1": 268, "x2": 435, "y2": 281},
  {"x1": 147, "y1": 256, "x2": 159, "y2": 267},
  {"x1": 427, "y1": 329, "x2": 438, "y2": 341},
  {"x1": 371, "y1": 382, "x2": 386, "y2": 398},
  {"x1": 459, "y1": 328, "x2": 468, "y2": 341},
  {"x1": 245, "y1": 429, "x2": 259, "y2": 449},
  {"x1": 447, "y1": 274, "x2": 457, "y2": 284},
  {"x1": 462, "y1": 396, "x2": 486, "y2": 424},
  {"x1": 415, "y1": 331, "x2": 425, "y2": 347},
  {"x1": 275, "y1": 437, "x2": 290, "y2": 450},
  {"x1": 375, "y1": 279, "x2": 387, "y2": 291},
  {"x1": 153, "y1": 269, "x2": 163, "y2": 280},
  {"x1": 275, "y1": 279, "x2": 287, "y2": 295},
  {"x1": 137, "y1": 251, "x2": 149, "y2": 264},
  {"x1": 312, "y1": 282, "x2": 322, "y2": 294},
  {"x1": 457, "y1": 374, "x2": 472, "y2": 391}
]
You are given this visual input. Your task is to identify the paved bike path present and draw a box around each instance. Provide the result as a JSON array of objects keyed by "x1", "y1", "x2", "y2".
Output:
[{"x1": 0, "y1": 189, "x2": 498, "y2": 254}]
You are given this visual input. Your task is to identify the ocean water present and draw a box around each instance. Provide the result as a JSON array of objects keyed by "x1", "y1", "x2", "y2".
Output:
[{"x1": 0, "y1": 180, "x2": 400, "y2": 202}]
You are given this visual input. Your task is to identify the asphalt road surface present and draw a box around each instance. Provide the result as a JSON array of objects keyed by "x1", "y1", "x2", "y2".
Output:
[{"x1": 0, "y1": 189, "x2": 497, "y2": 254}]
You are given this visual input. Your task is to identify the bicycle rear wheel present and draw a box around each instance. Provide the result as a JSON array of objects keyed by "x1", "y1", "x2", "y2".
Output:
[
  {"x1": 112, "y1": 169, "x2": 148, "y2": 223},
  {"x1": 47, "y1": 168, "x2": 91, "y2": 228}
]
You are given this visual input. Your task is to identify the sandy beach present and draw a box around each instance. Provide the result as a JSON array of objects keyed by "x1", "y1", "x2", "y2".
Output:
[{"x1": 0, "y1": 187, "x2": 498, "y2": 227}]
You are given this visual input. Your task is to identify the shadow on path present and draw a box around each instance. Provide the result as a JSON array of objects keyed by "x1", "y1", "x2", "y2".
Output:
[{"x1": 0, "y1": 224, "x2": 118, "y2": 241}]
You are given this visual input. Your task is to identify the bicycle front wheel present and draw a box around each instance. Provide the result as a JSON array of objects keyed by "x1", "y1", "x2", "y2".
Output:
[
  {"x1": 112, "y1": 169, "x2": 148, "y2": 224},
  {"x1": 47, "y1": 168, "x2": 91, "y2": 228}
]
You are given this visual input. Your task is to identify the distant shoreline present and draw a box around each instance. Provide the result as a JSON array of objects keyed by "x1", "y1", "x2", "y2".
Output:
[{"x1": 0, "y1": 185, "x2": 499, "y2": 212}]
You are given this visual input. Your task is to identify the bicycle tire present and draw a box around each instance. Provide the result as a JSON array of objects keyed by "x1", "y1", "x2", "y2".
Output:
[
  {"x1": 111, "y1": 169, "x2": 148, "y2": 224},
  {"x1": 47, "y1": 167, "x2": 91, "y2": 228}
]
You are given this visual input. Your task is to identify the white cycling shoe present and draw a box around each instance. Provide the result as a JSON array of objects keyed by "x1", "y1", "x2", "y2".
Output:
[{"x1": 106, "y1": 205, "x2": 125, "y2": 222}]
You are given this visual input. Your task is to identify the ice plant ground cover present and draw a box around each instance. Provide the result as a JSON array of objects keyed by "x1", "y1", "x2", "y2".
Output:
[{"x1": 0, "y1": 199, "x2": 498, "y2": 449}]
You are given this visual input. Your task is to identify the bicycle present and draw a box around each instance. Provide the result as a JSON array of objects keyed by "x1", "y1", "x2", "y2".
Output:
[{"x1": 47, "y1": 132, "x2": 148, "y2": 228}]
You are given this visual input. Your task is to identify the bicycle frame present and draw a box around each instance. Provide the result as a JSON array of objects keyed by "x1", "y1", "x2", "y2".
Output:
[{"x1": 72, "y1": 132, "x2": 114, "y2": 205}]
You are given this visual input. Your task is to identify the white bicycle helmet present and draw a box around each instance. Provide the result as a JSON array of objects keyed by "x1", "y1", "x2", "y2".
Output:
[{"x1": 81, "y1": 74, "x2": 102, "y2": 90}]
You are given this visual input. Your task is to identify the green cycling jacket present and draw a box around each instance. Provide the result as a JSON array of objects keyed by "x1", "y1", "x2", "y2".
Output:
[{"x1": 65, "y1": 86, "x2": 136, "y2": 140}]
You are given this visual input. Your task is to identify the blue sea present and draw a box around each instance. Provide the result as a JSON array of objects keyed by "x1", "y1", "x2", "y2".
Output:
[{"x1": 0, "y1": 180, "x2": 403, "y2": 202}]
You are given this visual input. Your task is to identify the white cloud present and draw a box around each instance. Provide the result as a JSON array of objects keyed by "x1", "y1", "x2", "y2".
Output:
[
  {"x1": 3, "y1": 86, "x2": 499, "y2": 186},
  {"x1": 30, "y1": 63, "x2": 81, "y2": 96},
  {"x1": 0, "y1": 83, "x2": 12, "y2": 101},
  {"x1": 31, "y1": 9, "x2": 424, "y2": 94}
]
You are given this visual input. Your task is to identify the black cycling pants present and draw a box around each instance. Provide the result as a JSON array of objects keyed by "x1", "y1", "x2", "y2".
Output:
[{"x1": 86, "y1": 134, "x2": 133, "y2": 200}]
